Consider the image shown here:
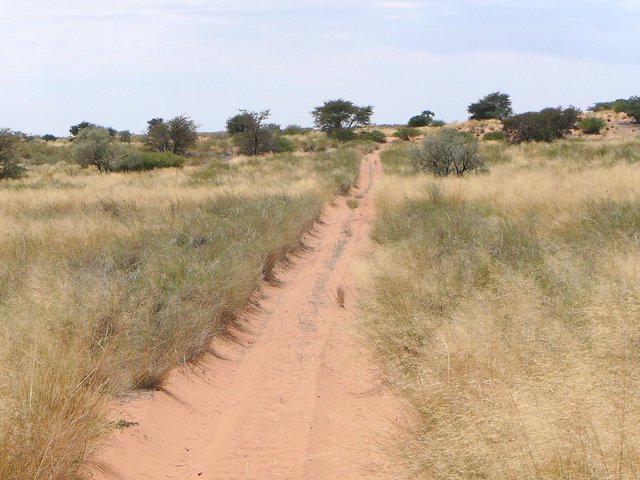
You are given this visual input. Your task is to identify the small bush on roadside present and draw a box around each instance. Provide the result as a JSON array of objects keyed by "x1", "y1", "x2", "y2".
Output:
[
  {"x1": 394, "y1": 126, "x2": 421, "y2": 141},
  {"x1": 411, "y1": 128, "x2": 485, "y2": 176},
  {"x1": 483, "y1": 130, "x2": 505, "y2": 141},
  {"x1": 578, "y1": 117, "x2": 607, "y2": 134}
]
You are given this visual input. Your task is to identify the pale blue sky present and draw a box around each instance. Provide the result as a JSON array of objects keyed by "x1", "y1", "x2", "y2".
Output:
[{"x1": 1, "y1": 0, "x2": 638, "y2": 135}]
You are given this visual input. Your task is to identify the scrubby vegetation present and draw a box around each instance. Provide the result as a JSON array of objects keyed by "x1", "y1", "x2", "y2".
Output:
[
  {"x1": 482, "y1": 130, "x2": 505, "y2": 141},
  {"x1": 590, "y1": 96, "x2": 640, "y2": 123},
  {"x1": 394, "y1": 126, "x2": 421, "y2": 141},
  {"x1": 411, "y1": 128, "x2": 485, "y2": 175},
  {"x1": 0, "y1": 129, "x2": 26, "y2": 180},
  {"x1": 0, "y1": 148, "x2": 361, "y2": 480},
  {"x1": 503, "y1": 107, "x2": 580, "y2": 143},
  {"x1": 578, "y1": 116, "x2": 607, "y2": 134},
  {"x1": 367, "y1": 135, "x2": 640, "y2": 479}
]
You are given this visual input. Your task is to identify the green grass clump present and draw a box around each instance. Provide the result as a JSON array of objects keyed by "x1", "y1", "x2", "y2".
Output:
[{"x1": 482, "y1": 130, "x2": 505, "y2": 141}]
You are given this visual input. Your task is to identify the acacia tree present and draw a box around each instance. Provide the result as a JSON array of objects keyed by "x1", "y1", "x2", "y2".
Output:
[
  {"x1": 144, "y1": 115, "x2": 198, "y2": 154},
  {"x1": 468, "y1": 92, "x2": 513, "y2": 121},
  {"x1": 407, "y1": 110, "x2": 435, "y2": 127},
  {"x1": 69, "y1": 121, "x2": 96, "y2": 137},
  {"x1": 226, "y1": 109, "x2": 278, "y2": 156},
  {"x1": 311, "y1": 99, "x2": 373, "y2": 140}
]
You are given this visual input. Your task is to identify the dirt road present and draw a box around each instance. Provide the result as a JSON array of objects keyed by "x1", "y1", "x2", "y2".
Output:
[{"x1": 91, "y1": 151, "x2": 404, "y2": 479}]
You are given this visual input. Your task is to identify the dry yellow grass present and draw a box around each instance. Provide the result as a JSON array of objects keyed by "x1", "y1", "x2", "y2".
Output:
[
  {"x1": 0, "y1": 149, "x2": 361, "y2": 480},
  {"x1": 368, "y1": 135, "x2": 640, "y2": 479}
]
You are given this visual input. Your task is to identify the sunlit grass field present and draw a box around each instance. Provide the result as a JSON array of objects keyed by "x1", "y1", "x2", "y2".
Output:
[
  {"x1": 0, "y1": 148, "x2": 361, "y2": 479},
  {"x1": 368, "y1": 136, "x2": 640, "y2": 479}
]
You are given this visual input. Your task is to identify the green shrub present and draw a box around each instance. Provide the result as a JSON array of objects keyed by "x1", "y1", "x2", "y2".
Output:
[
  {"x1": 430, "y1": 119, "x2": 446, "y2": 127},
  {"x1": 274, "y1": 136, "x2": 295, "y2": 153},
  {"x1": 0, "y1": 129, "x2": 26, "y2": 180},
  {"x1": 503, "y1": 107, "x2": 580, "y2": 143},
  {"x1": 332, "y1": 129, "x2": 357, "y2": 142},
  {"x1": 407, "y1": 110, "x2": 434, "y2": 127},
  {"x1": 411, "y1": 128, "x2": 485, "y2": 176},
  {"x1": 110, "y1": 151, "x2": 185, "y2": 172},
  {"x1": 622, "y1": 96, "x2": 640, "y2": 123},
  {"x1": 394, "y1": 126, "x2": 421, "y2": 141},
  {"x1": 483, "y1": 130, "x2": 506, "y2": 141},
  {"x1": 578, "y1": 117, "x2": 607, "y2": 134},
  {"x1": 72, "y1": 127, "x2": 115, "y2": 172},
  {"x1": 282, "y1": 125, "x2": 311, "y2": 135},
  {"x1": 357, "y1": 130, "x2": 386, "y2": 143},
  {"x1": 18, "y1": 140, "x2": 72, "y2": 165}
]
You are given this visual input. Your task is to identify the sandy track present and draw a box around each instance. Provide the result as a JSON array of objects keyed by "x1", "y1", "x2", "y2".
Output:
[{"x1": 91, "y1": 151, "x2": 404, "y2": 480}]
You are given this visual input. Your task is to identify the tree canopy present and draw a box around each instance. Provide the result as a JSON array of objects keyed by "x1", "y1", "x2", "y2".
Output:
[
  {"x1": 311, "y1": 99, "x2": 373, "y2": 140},
  {"x1": 226, "y1": 109, "x2": 286, "y2": 156},
  {"x1": 407, "y1": 110, "x2": 435, "y2": 127},
  {"x1": 467, "y1": 92, "x2": 513, "y2": 121},
  {"x1": 144, "y1": 115, "x2": 198, "y2": 154}
]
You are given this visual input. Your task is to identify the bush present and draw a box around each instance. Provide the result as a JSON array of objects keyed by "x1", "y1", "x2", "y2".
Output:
[
  {"x1": 622, "y1": 96, "x2": 640, "y2": 124},
  {"x1": 430, "y1": 119, "x2": 446, "y2": 127},
  {"x1": 357, "y1": 130, "x2": 386, "y2": 143},
  {"x1": 407, "y1": 110, "x2": 434, "y2": 127},
  {"x1": 0, "y1": 129, "x2": 26, "y2": 180},
  {"x1": 72, "y1": 127, "x2": 114, "y2": 171},
  {"x1": 109, "y1": 151, "x2": 185, "y2": 172},
  {"x1": 282, "y1": 125, "x2": 311, "y2": 135},
  {"x1": 41, "y1": 134, "x2": 57, "y2": 142},
  {"x1": 578, "y1": 117, "x2": 607, "y2": 134},
  {"x1": 411, "y1": 128, "x2": 485, "y2": 176},
  {"x1": 17, "y1": 140, "x2": 72, "y2": 165},
  {"x1": 503, "y1": 107, "x2": 580, "y2": 143},
  {"x1": 274, "y1": 136, "x2": 295, "y2": 153},
  {"x1": 483, "y1": 131, "x2": 506, "y2": 141},
  {"x1": 394, "y1": 126, "x2": 421, "y2": 141}
]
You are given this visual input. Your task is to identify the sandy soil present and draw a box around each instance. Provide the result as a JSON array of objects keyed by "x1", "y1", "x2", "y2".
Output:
[{"x1": 90, "y1": 151, "x2": 407, "y2": 480}]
